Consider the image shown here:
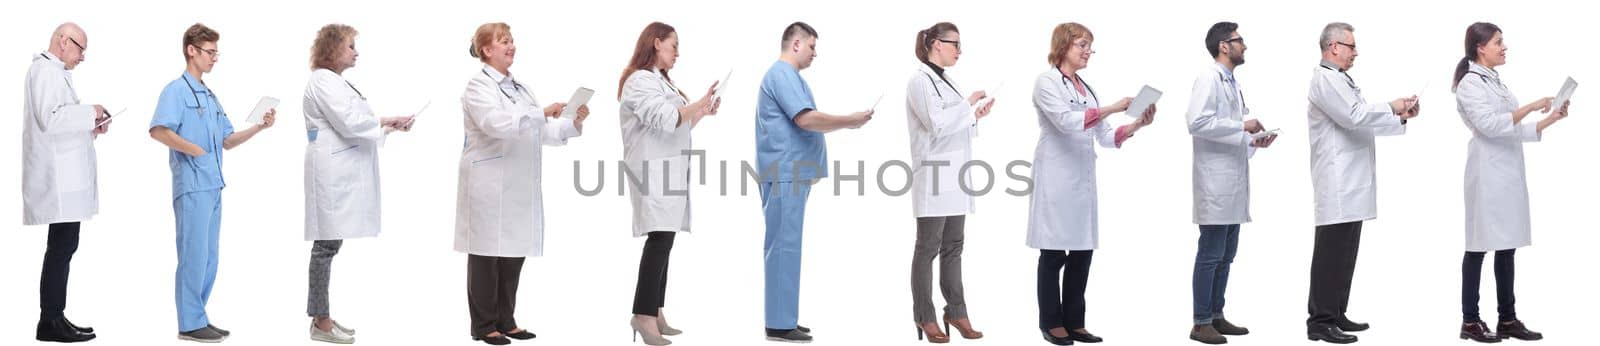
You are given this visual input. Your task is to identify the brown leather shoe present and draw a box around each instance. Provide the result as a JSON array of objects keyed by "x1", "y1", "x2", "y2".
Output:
[
  {"x1": 1459, "y1": 321, "x2": 1501, "y2": 343},
  {"x1": 1190, "y1": 324, "x2": 1227, "y2": 344},
  {"x1": 1212, "y1": 318, "x2": 1249, "y2": 336},
  {"x1": 1496, "y1": 320, "x2": 1543, "y2": 341}
]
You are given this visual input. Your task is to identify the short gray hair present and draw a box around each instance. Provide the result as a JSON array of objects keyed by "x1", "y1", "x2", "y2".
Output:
[{"x1": 1319, "y1": 22, "x2": 1354, "y2": 52}]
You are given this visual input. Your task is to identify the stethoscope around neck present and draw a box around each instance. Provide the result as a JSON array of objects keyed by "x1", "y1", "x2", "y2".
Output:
[
  {"x1": 180, "y1": 73, "x2": 223, "y2": 118},
  {"x1": 483, "y1": 69, "x2": 528, "y2": 104},
  {"x1": 1057, "y1": 69, "x2": 1098, "y2": 105}
]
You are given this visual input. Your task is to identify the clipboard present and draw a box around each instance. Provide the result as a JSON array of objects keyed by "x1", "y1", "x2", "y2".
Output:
[
  {"x1": 246, "y1": 96, "x2": 280, "y2": 124},
  {"x1": 561, "y1": 87, "x2": 594, "y2": 119}
]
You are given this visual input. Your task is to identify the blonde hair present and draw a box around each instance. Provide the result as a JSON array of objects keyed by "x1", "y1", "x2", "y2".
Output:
[
  {"x1": 469, "y1": 22, "x2": 512, "y2": 62},
  {"x1": 1046, "y1": 22, "x2": 1093, "y2": 67},
  {"x1": 310, "y1": 24, "x2": 358, "y2": 71}
]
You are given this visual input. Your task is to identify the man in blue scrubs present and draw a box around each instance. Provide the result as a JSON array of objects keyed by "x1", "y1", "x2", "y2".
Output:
[
  {"x1": 148, "y1": 23, "x2": 275, "y2": 343},
  {"x1": 755, "y1": 21, "x2": 873, "y2": 343}
]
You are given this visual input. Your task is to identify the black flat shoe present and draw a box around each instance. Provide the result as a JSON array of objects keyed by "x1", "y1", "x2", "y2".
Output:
[
  {"x1": 37, "y1": 318, "x2": 96, "y2": 343},
  {"x1": 1040, "y1": 329, "x2": 1073, "y2": 345},
  {"x1": 1460, "y1": 321, "x2": 1501, "y2": 343},
  {"x1": 1068, "y1": 330, "x2": 1103, "y2": 343},
  {"x1": 1496, "y1": 320, "x2": 1543, "y2": 341},
  {"x1": 504, "y1": 329, "x2": 536, "y2": 340},
  {"x1": 473, "y1": 335, "x2": 511, "y2": 345},
  {"x1": 1307, "y1": 324, "x2": 1357, "y2": 344},
  {"x1": 1334, "y1": 317, "x2": 1369, "y2": 332}
]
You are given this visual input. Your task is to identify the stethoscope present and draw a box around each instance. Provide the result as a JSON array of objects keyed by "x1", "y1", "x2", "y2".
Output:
[
  {"x1": 1464, "y1": 70, "x2": 1514, "y2": 104},
  {"x1": 922, "y1": 68, "x2": 961, "y2": 99},
  {"x1": 1216, "y1": 70, "x2": 1249, "y2": 112},
  {"x1": 482, "y1": 69, "x2": 528, "y2": 104},
  {"x1": 1058, "y1": 71, "x2": 1099, "y2": 106},
  {"x1": 180, "y1": 73, "x2": 223, "y2": 163},
  {"x1": 1320, "y1": 64, "x2": 1362, "y2": 97},
  {"x1": 42, "y1": 53, "x2": 78, "y2": 101}
]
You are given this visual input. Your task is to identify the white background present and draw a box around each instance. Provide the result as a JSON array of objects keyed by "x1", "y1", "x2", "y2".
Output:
[{"x1": 2, "y1": 0, "x2": 1595, "y2": 345}]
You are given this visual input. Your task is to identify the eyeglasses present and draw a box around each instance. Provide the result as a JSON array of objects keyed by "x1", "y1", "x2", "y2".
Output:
[
  {"x1": 1075, "y1": 41, "x2": 1094, "y2": 51},
  {"x1": 191, "y1": 45, "x2": 220, "y2": 59},
  {"x1": 1222, "y1": 37, "x2": 1245, "y2": 45},
  {"x1": 1333, "y1": 41, "x2": 1356, "y2": 51},
  {"x1": 937, "y1": 39, "x2": 961, "y2": 50},
  {"x1": 66, "y1": 36, "x2": 87, "y2": 53}
]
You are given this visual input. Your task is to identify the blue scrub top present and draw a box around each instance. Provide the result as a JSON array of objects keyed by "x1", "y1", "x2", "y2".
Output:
[
  {"x1": 755, "y1": 60, "x2": 827, "y2": 183},
  {"x1": 150, "y1": 72, "x2": 235, "y2": 198}
]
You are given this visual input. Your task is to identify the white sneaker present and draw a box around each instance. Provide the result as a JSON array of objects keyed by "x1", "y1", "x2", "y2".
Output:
[{"x1": 310, "y1": 322, "x2": 355, "y2": 344}]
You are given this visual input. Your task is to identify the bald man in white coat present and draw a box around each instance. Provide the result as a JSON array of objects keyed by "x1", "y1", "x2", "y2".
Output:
[{"x1": 22, "y1": 23, "x2": 109, "y2": 343}]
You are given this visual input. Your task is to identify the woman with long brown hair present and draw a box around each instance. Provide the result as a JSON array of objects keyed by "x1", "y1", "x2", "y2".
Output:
[{"x1": 617, "y1": 21, "x2": 720, "y2": 345}]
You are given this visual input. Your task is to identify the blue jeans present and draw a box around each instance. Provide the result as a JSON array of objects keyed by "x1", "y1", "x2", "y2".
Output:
[{"x1": 1192, "y1": 224, "x2": 1240, "y2": 325}]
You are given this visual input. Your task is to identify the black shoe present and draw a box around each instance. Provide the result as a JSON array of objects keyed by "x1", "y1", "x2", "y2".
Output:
[
  {"x1": 472, "y1": 335, "x2": 511, "y2": 345},
  {"x1": 1460, "y1": 321, "x2": 1501, "y2": 343},
  {"x1": 1040, "y1": 329, "x2": 1074, "y2": 345},
  {"x1": 1307, "y1": 324, "x2": 1358, "y2": 344},
  {"x1": 1212, "y1": 318, "x2": 1249, "y2": 336},
  {"x1": 1068, "y1": 329, "x2": 1103, "y2": 343},
  {"x1": 36, "y1": 319, "x2": 96, "y2": 343},
  {"x1": 1334, "y1": 317, "x2": 1369, "y2": 332},
  {"x1": 1496, "y1": 320, "x2": 1543, "y2": 341},
  {"x1": 63, "y1": 318, "x2": 94, "y2": 334},
  {"x1": 504, "y1": 329, "x2": 536, "y2": 340},
  {"x1": 765, "y1": 328, "x2": 813, "y2": 343},
  {"x1": 795, "y1": 325, "x2": 811, "y2": 333},
  {"x1": 178, "y1": 327, "x2": 226, "y2": 343}
]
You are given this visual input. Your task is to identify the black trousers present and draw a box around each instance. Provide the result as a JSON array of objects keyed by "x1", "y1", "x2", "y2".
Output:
[
  {"x1": 467, "y1": 254, "x2": 526, "y2": 338},
  {"x1": 1463, "y1": 249, "x2": 1517, "y2": 323},
  {"x1": 1038, "y1": 249, "x2": 1093, "y2": 331},
  {"x1": 40, "y1": 222, "x2": 81, "y2": 321},
  {"x1": 632, "y1": 232, "x2": 676, "y2": 316},
  {"x1": 1307, "y1": 221, "x2": 1362, "y2": 327}
]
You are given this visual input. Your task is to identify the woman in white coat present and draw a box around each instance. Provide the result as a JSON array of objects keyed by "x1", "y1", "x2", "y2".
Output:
[
  {"x1": 1027, "y1": 22, "x2": 1154, "y2": 346},
  {"x1": 301, "y1": 24, "x2": 414, "y2": 344},
  {"x1": 904, "y1": 22, "x2": 993, "y2": 344},
  {"x1": 1450, "y1": 22, "x2": 1567, "y2": 343},
  {"x1": 456, "y1": 22, "x2": 588, "y2": 346},
  {"x1": 617, "y1": 22, "x2": 720, "y2": 346}
]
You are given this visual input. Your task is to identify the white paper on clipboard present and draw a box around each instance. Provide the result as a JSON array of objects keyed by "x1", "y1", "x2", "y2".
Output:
[
  {"x1": 246, "y1": 97, "x2": 280, "y2": 124},
  {"x1": 561, "y1": 87, "x2": 595, "y2": 119},
  {"x1": 1251, "y1": 128, "x2": 1281, "y2": 140}
]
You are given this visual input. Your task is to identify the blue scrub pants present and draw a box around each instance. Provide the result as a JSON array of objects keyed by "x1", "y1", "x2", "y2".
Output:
[
  {"x1": 761, "y1": 181, "x2": 810, "y2": 329},
  {"x1": 174, "y1": 189, "x2": 222, "y2": 332}
]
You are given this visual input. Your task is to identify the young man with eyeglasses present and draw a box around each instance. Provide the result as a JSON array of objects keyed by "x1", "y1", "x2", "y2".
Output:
[
  {"x1": 148, "y1": 22, "x2": 277, "y2": 343},
  {"x1": 1185, "y1": 21, "x2": 1274, "y2": 345}
]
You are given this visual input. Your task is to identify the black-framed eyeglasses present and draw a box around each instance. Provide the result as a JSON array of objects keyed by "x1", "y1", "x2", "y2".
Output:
[
  {"x1": 191, "y1": 44, "x2": 220, "y2": 58},
  {"x1": 66, "y1": 37, "x2": 87, "y2": 53},
  {"x1": 1222, "y1": 37, "x2": 1245, "y2": 45},
  {"x1": 937, "y1": 39, "x2": 961, "y2": 50},
  {"x1": 1333, "y1": 42, "x2": 1356, "y2": 51}
]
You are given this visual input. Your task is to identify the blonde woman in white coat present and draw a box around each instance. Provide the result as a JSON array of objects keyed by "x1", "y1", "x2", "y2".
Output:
[
  {"x1": 905, "y1": 22, "x2": 993, "y2": 344},
  {"x1": 617, "y1": 22, "x2": 720, "y2": 346},
  {"x1": 456, "y1": 22, "x2": 588, "y2": 346},
  {"x1": 1450, "y1": 22, "x2": 1567, "y2": 343},
  {"x1": 1027, "y1": 22, "x2": 1154, "y2": 345},
  {"x1": 301, "y1": 24, "x2": 415, "y2": 344}
]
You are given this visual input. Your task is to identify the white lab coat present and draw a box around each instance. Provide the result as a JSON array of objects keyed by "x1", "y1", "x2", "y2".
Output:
[
  {"x1": 454, "y1": 65, "x2": 580, "y2": 258},
  {"x1": 905, "y1": 63, "x2": 977, "y2": 218},
  {"x1": 1455, "y1": 62, "x2": 1537, "y2": 251},
  {"x1": 619, "y1": 69, "x2": 693, "y2": 237},
  {"x1": 303, "y1": 69, "x2": 387, "y2": 241},
  {"x1": 1306, "y1": 61, "x2": 1406, "y2": 226},
  {"x1": 1027, "y1": 67, "x2": 1123, "y2": 251},
  {"x1": 22, "y1": 52, "x2": 98, "y2": 226},
  {"x1": 1187, "y1": 63, "x2": 1256, "y2": 225}
]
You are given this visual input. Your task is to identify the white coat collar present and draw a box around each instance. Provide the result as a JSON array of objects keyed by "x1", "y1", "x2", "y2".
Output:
[
  {"x1": 1466, "y1": 61, "x2": 1500, "y2": 82},
  {"x1": 482, "y1": 64, "x2": 514, "y2": 88}
]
